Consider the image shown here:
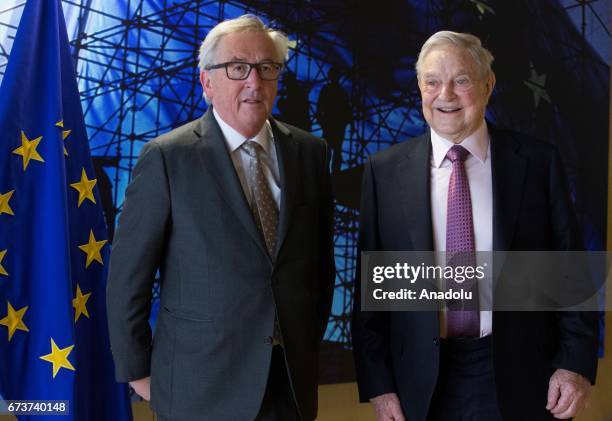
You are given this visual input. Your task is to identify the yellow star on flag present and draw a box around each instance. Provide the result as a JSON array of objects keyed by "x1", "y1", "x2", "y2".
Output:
[
  {"x1": 72, "y1": 284, "x2": 91, "y2": 323},
  {"x1": 0, "y1": 249, "x2": 8, "y2": 276},
  {"x1": 0, "y1": 301, "x2": 29, "y2": 341},
  {"x1": 0, "y1": 190, "x2": 14, "y2": 216},
  {"x1": 39, "y1": 338, "x2": 75, "y2": 378},
  {"x1": 70, "y1": 168, "x2": 97, "y2": 207},
  {"x1": 12, "y1": 130, "x2": 44, "y2": 170},
  {"x1": 78, "y1": 230, "x2": 107, "y2": 268},
  {"x1": 56, "y1": 120, "x2": 71, "y2": 156}
]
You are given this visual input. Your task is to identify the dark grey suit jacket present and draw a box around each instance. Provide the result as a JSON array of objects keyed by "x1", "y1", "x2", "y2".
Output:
[
  {"x1": 107, "y1": 108, "x2": 335, "y2": 420},
  {"x1": 352, "y1": 125, "x2": 599, "y2": 421}
]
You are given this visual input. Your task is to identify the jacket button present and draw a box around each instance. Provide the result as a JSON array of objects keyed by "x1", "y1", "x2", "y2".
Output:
[
  {"x1": 433, "y1": 338, "x2": 440, "y2": 346},
  {"x1": 264, "y1": 336, "x2": 274, "y2": 345}
]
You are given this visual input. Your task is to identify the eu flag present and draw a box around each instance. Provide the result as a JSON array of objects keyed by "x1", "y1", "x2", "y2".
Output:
[{"x1": 0, "y1": 0, "x2": 132, "y2": 419}]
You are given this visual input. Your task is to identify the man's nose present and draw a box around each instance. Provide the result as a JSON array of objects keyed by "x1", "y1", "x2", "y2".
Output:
[
  {"x1": 245, "y1": 66, "x2": 263, "y2": 86},
  {"x1": 439, "y1": 82, "x2": 456, "y2": 100}
]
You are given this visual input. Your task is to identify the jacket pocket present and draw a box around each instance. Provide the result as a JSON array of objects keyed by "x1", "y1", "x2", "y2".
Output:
[{"x1": 163, "y1": 306, "x2": 213, "y2": 322}]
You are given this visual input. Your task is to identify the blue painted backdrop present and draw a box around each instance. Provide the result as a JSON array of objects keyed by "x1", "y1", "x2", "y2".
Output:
[{"x1": 0, "y1": 0, "x2": 609, "y2": 383}]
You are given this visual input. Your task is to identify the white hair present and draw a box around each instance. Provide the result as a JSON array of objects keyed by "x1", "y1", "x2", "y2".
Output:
[
  {"x1": 198, "y1": 14, "x2": 289, "y2": 73},
  {"x1": 415, "y1": 30, "x2": 494, "y2": 80}
]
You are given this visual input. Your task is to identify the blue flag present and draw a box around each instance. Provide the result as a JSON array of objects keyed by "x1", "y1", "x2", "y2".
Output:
[{"x1": 0, "y1": 0, "x2": 132, "y2": 419}]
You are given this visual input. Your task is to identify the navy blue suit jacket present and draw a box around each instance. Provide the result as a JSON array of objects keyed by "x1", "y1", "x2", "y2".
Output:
[{"x1": 352, "y1": 125, "x2": 599, "y2": 421}]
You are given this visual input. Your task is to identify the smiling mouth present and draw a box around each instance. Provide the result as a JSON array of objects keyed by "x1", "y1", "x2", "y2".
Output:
[
  {"x1": 436, "y1": 107, "x2": 461, "y2": 113},
  {"x1": 242, "y1": 98, "x2": 262, "y2": 104}
]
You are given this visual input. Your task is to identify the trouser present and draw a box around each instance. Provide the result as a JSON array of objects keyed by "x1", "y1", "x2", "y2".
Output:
[
  {"x1": 427, "y1": 335, "x2": 504, "y2": 421},
  {"x1": 255, "y1": 345, "x2": 301, "y2": 421}
]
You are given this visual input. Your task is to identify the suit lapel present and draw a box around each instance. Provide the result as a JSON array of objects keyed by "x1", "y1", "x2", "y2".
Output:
[
  {"x1": 194, "y1": 108, "x2": 270, "y2": 261},
  {"x1": 396, "y1": 133, "x2": 437, "y2": 333},
  {"x1": 395, "y1": 126, "x2": 526, "y2": 252},
  {"x1": 270, "y1": 118, "x2": 298, "y2": 258},
  {"x1": 489, "y1": 126, "x2": 527, "y2": 316},
  {"x1": 397, "y1": 133, "x2": 434, "y2": 251},
  {"x1": 490, "y1": 126, "x2": 526, "y2": 252}
]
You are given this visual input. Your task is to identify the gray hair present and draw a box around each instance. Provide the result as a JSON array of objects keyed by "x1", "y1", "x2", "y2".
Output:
[
  {"x1": 415, "y1": 31, "x2": 494, "y2": 80},
  {"x1": 198, "y1": 14, "x2": 289, "y2": 73}
]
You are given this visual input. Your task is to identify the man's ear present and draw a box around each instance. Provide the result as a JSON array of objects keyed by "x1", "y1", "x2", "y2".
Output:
[
  {"x1": 200, "y1": 71, "x2": 213, "y2": 100},
  {"x1": 486, "y1": 72, "x2": 496, "y2": 97}
]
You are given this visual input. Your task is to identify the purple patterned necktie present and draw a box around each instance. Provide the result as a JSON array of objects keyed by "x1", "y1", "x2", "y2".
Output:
[{"x1": 445, "y1": 145, "x2": 480, "y2": 338}]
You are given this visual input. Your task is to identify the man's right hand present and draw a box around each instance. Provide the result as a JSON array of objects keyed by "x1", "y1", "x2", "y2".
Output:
[
  {"x1": 370, "y1": 393, "x2": 405, "y2": 421},
  {"x1": 129, "y1": 376, "x2": 151, "y2": 401}
]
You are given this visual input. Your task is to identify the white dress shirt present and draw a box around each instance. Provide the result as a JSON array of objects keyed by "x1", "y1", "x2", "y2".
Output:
[
  {"x1": 213, "y1": 108, "x2": 281, "y2": 211},
  {"x1": 429, "y1": 121, "x2": 493, "y2": 337}
]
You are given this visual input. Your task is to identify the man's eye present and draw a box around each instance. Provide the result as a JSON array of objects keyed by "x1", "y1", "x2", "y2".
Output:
[
  {"x1": 456, "y1": 78, "x2": 470, "y2": 85},
  {"x1": 230, "y1": 63, "x2": 247, "y2": 72},
  {"x1": 260, "y1": 64, "x2": 272, "y2": 72},
  {"x1": 426, "y1": 80, "x2": 439, "y2": 87}
]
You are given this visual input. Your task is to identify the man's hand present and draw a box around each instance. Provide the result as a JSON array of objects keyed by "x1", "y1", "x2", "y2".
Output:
[
  {"x1": 129, "y1": 376, "x2": 151, "y2": 401},
  {"x1": 546, "y1": 368, "x2": 591, "y2": 419},
  {"x1": 370, "y1": 393, "x2": 405, "y2": 421}
]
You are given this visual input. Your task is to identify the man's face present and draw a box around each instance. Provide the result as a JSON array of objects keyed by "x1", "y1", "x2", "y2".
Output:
[
  {"x1": 201, "y1": 31, "x2": 280, "y2": 138},
  {"x1": 418, "y1": 45, "x2": 495, "y2": 143}
]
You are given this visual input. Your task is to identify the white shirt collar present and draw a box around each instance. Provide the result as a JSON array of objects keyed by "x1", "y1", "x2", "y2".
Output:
[
  {"x1": 213, "y1": 108, "x2": 273, "y2": 155},
  {"x1": 430, "y1": 121, "x2": 490, "y2": 168}
]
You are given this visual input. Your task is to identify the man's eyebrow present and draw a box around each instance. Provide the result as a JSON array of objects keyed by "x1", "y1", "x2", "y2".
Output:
[
  {"x1": 422, "y1": 70, "x2": 472, "y2": 78},
  {"x1": 422, "y1": 72, "x2": 439, "y2": 78},
  {"x1": 227, "y1": 56, "x2": 277, "y2": 62}
]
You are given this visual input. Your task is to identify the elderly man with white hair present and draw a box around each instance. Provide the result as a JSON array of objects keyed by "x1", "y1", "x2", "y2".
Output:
[
  {"x1": 352, "y1": 30, "x2": 598, "y2": 421},
  {"x1": 107, "y1": 15, "x2": 335, "y2": 421}
]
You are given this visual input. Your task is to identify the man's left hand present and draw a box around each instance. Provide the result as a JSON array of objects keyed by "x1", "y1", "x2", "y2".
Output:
[{"x1": 546, "y1": 368, "x2": 591, "y2": 419}]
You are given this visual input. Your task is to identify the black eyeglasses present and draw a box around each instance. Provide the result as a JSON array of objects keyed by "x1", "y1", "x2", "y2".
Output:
[{"x1": 205, "y1": 61, "x2": 283, "y2": 81}]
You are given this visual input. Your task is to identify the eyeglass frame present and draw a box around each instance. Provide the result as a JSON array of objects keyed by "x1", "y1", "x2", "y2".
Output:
[{"x1": 205, "y1": 61, "x2": 284, "y2": 81}]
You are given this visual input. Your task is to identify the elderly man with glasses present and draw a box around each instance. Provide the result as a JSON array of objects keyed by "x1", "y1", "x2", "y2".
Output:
[{"x1": 107, "y1": 15, "x2": 335, "y2": 421}]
